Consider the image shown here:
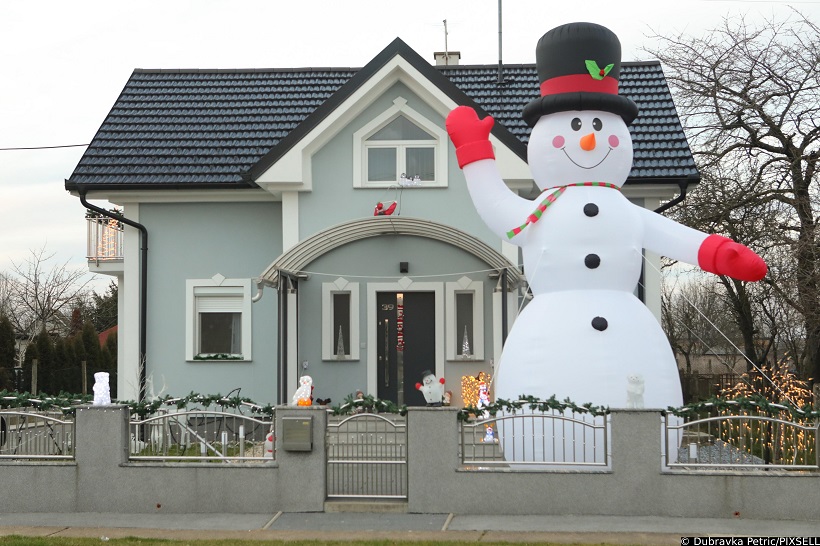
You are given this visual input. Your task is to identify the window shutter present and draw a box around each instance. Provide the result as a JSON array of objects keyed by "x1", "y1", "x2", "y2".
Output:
[{"x1": 196, "y1": 295, "x2": 242, "y2": 312}]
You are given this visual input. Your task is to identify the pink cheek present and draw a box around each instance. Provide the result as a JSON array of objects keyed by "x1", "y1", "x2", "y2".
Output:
[
  {"x1": 608, "y1": 135, "x2": 620, "y2": 148},
  {"x1": 552, "y1": 135, "x2": 565, "y2": 148}
]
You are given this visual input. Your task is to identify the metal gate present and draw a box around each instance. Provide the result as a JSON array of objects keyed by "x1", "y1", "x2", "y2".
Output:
[{"x1": 326, "y1": 413, "x2": 407, "y2": 499}]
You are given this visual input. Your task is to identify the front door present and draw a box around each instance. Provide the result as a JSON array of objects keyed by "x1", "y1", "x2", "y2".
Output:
[{"x1": 376, "y1": 292, "x2": 435, "y2": 407}]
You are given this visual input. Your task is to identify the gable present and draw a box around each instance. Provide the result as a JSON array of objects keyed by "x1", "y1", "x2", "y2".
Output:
[{"x1": 249, "y1": 43, "x2": 531, "y2": 193}]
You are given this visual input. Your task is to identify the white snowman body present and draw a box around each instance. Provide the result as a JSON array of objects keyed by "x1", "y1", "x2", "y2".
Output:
[{"x1": 463, "y1": 110, "x2": 708, "y2": 411}]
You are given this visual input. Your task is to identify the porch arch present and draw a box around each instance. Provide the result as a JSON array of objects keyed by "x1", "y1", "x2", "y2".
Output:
[{"x1": 259, "y1": 216, "x2": 521, "y2": 287}]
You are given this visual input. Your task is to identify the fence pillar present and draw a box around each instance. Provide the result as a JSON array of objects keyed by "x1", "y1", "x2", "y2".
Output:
[
  {"x1": 74, "y1": 404, "x2": 130, "y2": 511},
  {"x1": 609, "y1": 409, "x2": 664, "y2": 514},
  {"x1": 407, "y1": 406, "x2": 460, "y2": 513},
  {"x1": 275, "y1": 405, "x2": 327, "y2": 512}
]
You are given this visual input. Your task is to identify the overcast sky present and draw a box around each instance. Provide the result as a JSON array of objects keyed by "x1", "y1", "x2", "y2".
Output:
[{"x1": 0, "y1": 0, "x2": 815, "y2": 293}]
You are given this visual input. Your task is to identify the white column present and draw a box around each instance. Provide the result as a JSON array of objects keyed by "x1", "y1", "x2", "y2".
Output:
[
  {"x1": 282, "y1": 191, "x2": 299, "y2": 252},
  {"x1": 119, "y1": 203, "x2": 141, "y2": 401},
  {"x1": 286, "y1": 283, "x2": 298, "y2": 402}
]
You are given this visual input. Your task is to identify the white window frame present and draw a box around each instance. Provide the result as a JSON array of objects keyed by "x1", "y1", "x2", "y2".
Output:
[
  {"x1": 353, "y1": 97, "x2": 448, "y2": 188},
  {"x1": 322, "y1": 278, "x2": 360, "y2": 361},
  {"x1": 186, "y1": 274, "x2": 252, "y2": 361},
  {"x1": 446, "y1": 277, "x2": 484, "y2": 361}
]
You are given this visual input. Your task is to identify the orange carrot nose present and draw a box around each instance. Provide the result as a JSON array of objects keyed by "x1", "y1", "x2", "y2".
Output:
[{"x1": 580, "y1": 132, "x2": 596, "y2": 151}]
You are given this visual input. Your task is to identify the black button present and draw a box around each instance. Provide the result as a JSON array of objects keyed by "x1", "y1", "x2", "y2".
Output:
[
  {"x1": 592, "y1": 317, "x2": 608, "y2": 331},
  {"x1": 584, "y1": 203, "x2": 599, "y2": 217},
  {"x1": 585, "y1": 254, "x2": 601, "y2": 269}
]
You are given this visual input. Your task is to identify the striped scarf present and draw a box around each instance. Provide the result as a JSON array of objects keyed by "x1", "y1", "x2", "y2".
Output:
[{"x1": 506, "y1": 182, "x2": 621, "y2": 239}]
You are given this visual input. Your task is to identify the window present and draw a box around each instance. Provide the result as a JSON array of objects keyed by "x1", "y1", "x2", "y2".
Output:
[
  {"x1": 332, "y1": 293, "x2": 351, "y2": 358},
  {"x1": 455, "y1": 292, "x2": 474, "y2": 358},
  {"x1": 446, "y1": 277, "x2": 484, "y2": 360},
  {"x1": 186, "y1": 275, "x2": 252, "y2": 361},
  {"x1": 365, "y1": 117, "x2": 436, "y2": 183},
  {"x1": 323, "y1": 278, "x2": 360, "y2": 360},
  {"x1": 353, "y1": 97, "x2": 448, "y2": 188}
]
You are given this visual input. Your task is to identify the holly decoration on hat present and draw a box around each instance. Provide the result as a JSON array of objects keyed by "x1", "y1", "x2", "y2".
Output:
[{"x1": 585, "y1": 60, "x2": 614, "y2": 80}]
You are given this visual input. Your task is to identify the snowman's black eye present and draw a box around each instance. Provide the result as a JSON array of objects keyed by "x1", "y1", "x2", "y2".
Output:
[
  {"x1": 592, "y1": 118, "x2": 602, "y2": 131},
  {"x1": 571, "y1": 118, "x2": 582, "y2": 131}
]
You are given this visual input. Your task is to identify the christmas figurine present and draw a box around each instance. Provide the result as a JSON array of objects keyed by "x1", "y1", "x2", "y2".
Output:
[
  {"x1": 446, "y1": 22, "x2": 766, "y2": 413},
  {"x1": 291, "y1": 375, "x2": 313, "y2": 406},
  {"x1": 415, "y1": 370, "x2": 446, "y2": 406}
]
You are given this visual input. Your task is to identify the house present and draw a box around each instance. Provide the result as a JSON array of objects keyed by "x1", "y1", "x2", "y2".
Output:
[{"x1": 65, "y1": 38, "x2": 698, "y2": 406}]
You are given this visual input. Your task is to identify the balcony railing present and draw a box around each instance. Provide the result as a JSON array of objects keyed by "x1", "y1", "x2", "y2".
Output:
[{"x1": 86, "y1": 216, "x2": 124, "y2": 262}]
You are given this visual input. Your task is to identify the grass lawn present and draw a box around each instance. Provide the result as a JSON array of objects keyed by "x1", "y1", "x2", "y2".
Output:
[{"x1": 0, "y1": 538, "x2": 615, "y2": 546}]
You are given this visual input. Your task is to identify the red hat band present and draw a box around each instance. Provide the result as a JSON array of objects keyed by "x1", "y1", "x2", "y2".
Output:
[{"x1": 540, "y1": 74, "x2": 618, "y2": 97}]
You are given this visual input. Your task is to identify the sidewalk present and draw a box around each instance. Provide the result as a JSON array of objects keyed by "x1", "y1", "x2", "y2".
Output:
[{"x1": 1, "y1": 512, "x2": 819, "y2": 544}]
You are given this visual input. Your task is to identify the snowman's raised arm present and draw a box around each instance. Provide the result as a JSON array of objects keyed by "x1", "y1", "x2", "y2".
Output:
[
  {"x1": 447, "y1": 106, "x2": 532, "y2": 241},
  {"x1": 635, "y1": 205, "x2": 767, "y2": 282}
]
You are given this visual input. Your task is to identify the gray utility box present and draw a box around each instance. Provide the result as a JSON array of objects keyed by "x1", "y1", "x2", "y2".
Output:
[{"x1": 281, "y1": 417, "x2": 313, "y2": 451}]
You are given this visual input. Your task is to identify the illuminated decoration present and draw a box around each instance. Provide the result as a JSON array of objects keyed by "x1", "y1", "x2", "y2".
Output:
[
  {"x1": 482, "y1": 424, "x2": 498, "y2": 443},
  {"x1": 92, "y1": 372, "x2": 111, "y2": 405},
  {"x1": 396, "y1": 293, "x2": 404, "y2": 352},
  {"x1": 461, "y1": 371, "x2": 491, "y2": 407},
  {"x1": 291, "y1": 375, "x2": 313, "y2": 406},
  {"x1": 461, "y1": 325, "x2": 472, "y2": 359},
  {"x1": 335, "y1": 325, "x2": 346, "y2": 359},
  {"x1": 98, "y1": 217, "x2": 120, "y2": 258},
  {"x1": 717, "y1": 357, "x2": 814, "y2": 464}
]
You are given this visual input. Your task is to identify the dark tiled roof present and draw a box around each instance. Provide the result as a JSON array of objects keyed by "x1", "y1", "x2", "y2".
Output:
[{"x1": 66, "y1": 43, "x2": 697, "y2": 190}]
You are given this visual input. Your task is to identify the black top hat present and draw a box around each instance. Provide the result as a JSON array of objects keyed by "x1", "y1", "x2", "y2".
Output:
[{"x1": 522, "y1": 22, "x2": 639, "y2": 127}]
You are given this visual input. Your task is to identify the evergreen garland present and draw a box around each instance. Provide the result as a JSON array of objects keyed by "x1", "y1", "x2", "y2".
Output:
[
  {"x1": 331, "y1": 393, "x2": 407, "y2": 416},
  {"x1": 665, "y1": 394, "x2": 820, "y2": 421},
  {"x1": 0, "y1": 390, "x2": 93, "y2": 414},
  {"x1": 458, "y1": 394, "x2": 610, "y2": 422}
]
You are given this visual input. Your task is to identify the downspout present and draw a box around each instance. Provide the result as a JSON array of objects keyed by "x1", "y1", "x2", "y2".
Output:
[
  {"x1": 653, "y1": 176, "x2": 695, "y2": 215},
  {"x1": 78, "y1": 190, "x2": 148, "y2": 402}
]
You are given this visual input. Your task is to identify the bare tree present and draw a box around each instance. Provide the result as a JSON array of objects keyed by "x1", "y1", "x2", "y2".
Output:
[
  {"x1": 7, "y1": 247, "x2": 94, "y2": 362},
  {"x1": 646, "y1": 12, "x2": 820, "y2": 382}
]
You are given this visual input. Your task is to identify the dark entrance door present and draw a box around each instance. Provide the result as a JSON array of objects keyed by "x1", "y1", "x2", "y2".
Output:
[{"x1": 376, "y1": 292, "x2": 435, "y2": 407}]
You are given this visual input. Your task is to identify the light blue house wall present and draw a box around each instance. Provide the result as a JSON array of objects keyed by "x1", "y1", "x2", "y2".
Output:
[
  {"x1": 300, "y1": 82, "x2": 502, "y2": 250},
  {"x1": 296, "y1": 235, "x2": 497, "y2": 404},
  {"x1": 140, "y1": 201, "x2": 282, "y2": 403}
]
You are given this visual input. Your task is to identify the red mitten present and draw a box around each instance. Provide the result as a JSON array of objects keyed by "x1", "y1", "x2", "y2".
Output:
[
  {"x1": 698, "y1": 234, "x2": 767, "y2": 282},
  {"x1": 446, "y1": 106, "x2": 495, "y2": 168}
]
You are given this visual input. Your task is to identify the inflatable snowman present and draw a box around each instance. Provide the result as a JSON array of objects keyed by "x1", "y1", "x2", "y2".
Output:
[{"x1": 446, "y1": 23, "x2": 766, "y2": 436}]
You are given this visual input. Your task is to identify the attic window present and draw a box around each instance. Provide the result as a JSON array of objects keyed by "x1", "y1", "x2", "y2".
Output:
[
  {"x1": 354, "y1": 97, "x2": 448, "y2": 188},
  {"x1": 366, "y1": 117, "x2": 435, "y2": 183}
]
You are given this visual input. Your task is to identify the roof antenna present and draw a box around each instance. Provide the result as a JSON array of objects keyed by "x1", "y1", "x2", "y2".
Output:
[
  {"x1": 443, "y1": 19, "x2": 449, "y2": 66},
  {"x1": 497, "y1": 0, "x2": 504, "y2": 83}
]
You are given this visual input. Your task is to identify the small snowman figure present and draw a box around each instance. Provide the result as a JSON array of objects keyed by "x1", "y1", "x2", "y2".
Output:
[
  {"x1": 482, "y1": 424, "x2": 498, "y2": 443},
  {"x1": 415, "y1": 370, "x2": 445, "y2": 406},
  {"x1": 446, "y1": 22, "x2": 766, "y2": 418},
  {"x1": 92, "y1": 372, "x2": 111, "y2": 406},
  {"x1": 263, "y1": 428, "x2": 275, "y2": 458},
  {"x1": 475, "y1": 380, "x2": 491, "y2": 418}
]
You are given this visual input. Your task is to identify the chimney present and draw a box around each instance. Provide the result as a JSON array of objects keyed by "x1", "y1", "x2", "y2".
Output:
[{"x1": 434, "y1": 51, "x2": 461, "y2": 66}]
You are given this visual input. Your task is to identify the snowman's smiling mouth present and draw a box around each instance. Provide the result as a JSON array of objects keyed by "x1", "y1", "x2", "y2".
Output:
[{"x1": 562, "y1": 147, "x2": 612, "y2": 170}]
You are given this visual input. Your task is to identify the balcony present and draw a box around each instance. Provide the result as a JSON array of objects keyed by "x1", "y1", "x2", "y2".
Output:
[{"x1": 86, "y1": 213, "x2": 124, "y2": 274}]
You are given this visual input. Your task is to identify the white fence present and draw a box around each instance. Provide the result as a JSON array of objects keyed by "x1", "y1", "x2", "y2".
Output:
[
  {"x1": 0, "y1": 411, "x2": 75, "y2": 460},
  {"x1": 665, "y1": 412, "x2": 819, "y2": 470},
  {"x1": 129, "y1": 409, "x2": 274, "y2": 462},
  {"x1": 460, "y1": 410, "x2": 609, "y2": 467}
]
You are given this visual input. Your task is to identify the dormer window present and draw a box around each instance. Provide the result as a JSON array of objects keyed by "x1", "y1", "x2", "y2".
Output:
[{"x1": 354, "y1": 97, "x2": 448, "y2": 188}]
